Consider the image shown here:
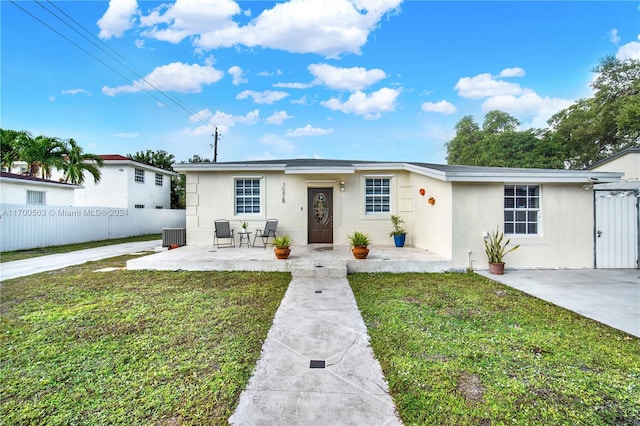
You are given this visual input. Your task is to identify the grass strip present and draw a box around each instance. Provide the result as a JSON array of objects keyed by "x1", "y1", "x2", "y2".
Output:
[
  {"x1": 0, "y1": 234, "x2": 161, "y2": 263},
  {"x1": 349, "y1": 272, "x2": 640, "y2": 425},
  {"x1": 1, "y1": 257, "x2": 290, "y2": 424}
]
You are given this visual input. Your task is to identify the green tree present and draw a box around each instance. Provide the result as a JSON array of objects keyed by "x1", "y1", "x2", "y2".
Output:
[
  {"x1": 1, "y1": 128, "x2": 26, "y2": 170},
  {"x1": 546, "y1": 56, "x2": 640, "y2": 168},
  {"x1": 128, "y1": 149, "x2": 175, "y2": 171},
  {"x1": 18, "y1": 134, "x2": 66, "y2": 178},
  {"x1": 446, "y1": 111, "x2": 565, "y2": 168},
  {"x1": 61, "y1": 138, "x2": 104, "y2": 185}
]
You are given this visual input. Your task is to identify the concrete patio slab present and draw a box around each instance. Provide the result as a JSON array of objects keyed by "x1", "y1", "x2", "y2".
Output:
[{"x1": 478, "y1": 269, "x2": 640, "y2": 337}]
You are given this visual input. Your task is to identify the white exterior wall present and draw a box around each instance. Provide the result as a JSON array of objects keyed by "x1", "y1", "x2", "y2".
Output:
[
  {"x1": 46, "y1": 161, "x2": 173, "y2": 209},
  {"x1": 184, "y1": 170, "x2": 412, "y2": 246},
  {"x1": 408, "y1": 175, "x2": 454, "y2": 257},
  {"x1": 0, "y1": 179, "x2": 76, "y2": 206},
  {"x1": 451, "y1": 182, "x2": 595, "y2": 269},
  {"x1": 591, "y1": 153, "x2": 640, "y2": 181}
]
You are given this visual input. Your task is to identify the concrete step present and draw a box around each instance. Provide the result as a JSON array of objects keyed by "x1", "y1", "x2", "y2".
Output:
[{"x1": 290, "y1": 260, "x2": 347, "y2": 278}]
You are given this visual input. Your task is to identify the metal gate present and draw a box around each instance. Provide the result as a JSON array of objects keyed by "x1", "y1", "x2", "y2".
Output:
[{"x1": 595, "y1": 190, "x2": 639, "y2": 268}]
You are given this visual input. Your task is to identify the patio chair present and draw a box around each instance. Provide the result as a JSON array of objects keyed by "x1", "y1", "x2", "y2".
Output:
[
  {"x1": 214, "y1": 219, "x2": 235, "y2": 248},
  {"x1": 253, "y1": 219, "x2": 278, "y2": 248}
]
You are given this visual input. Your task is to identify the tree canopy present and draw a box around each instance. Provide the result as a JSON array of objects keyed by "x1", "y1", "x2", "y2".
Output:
[
  {"x1": 127, "y1": 150, "x2": 175, "y2": 171},
  {"x1": 446, "y1": 57, "x2": 640, "y2": 169}
]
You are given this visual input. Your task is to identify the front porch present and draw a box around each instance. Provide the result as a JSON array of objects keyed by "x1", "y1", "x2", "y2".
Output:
[{"x1": 126, "y1": 244, "x2": 453, "y2": 275}]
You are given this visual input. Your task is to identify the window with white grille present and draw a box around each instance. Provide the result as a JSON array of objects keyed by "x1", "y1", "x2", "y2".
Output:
[
  {"x1": 134, "y1": 168, "x2": 144, "y2": 183},
  {"x1": 155, "y1": 173, "x2": 163, "y2": 186},
  {"x1": 26, "y1": 190, "x2": 46, "y2": 205},
  {"x1": 504, "y1": 185, "x2": 540, "y2": 235},
  {"x1": 365, "y1": 178, "x2": 390, "y2": 213},
  {"x1": 235, "y1": 179, "x2": 261, "y2": 214}
]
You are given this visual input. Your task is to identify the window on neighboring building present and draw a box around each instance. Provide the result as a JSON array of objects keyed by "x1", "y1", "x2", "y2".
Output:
[
  {"x1": 26, "y1": 190, "x2": 46, "y2": 205},
  {"x1": 155, "y1": 206, "x2": 163, "y2": 209},
  {"x1": 365, "y1": 178, "x2": 390, "y2": 213},
  {"x1": 155, "y1": 173, "x2": 163, "y2": 186},
  {"x1": 235, "y1": 178, "x2": 261, "y2": 214},
  {"x1": 135, "y1": 204, "x2": 145, "y2": 209},
  {"x1": 504, "y1": 185, "x2": 540, "y2": 235},
  {"x1": 134, "y1": 168, "x2": 144, "y2": 183}
]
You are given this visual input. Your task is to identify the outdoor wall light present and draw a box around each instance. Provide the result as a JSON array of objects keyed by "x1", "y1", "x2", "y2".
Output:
[{"x1": 340, "y1": 181, "x2": 345, "y2": 191}]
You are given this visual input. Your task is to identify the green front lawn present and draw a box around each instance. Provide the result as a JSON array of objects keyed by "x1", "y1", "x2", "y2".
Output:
[
  {"x1": 1, "y1": 257, "x2": 290, "y2": 425},
  {"x1": 349, "y1": 272, "x2": 640, "y2": 425}
]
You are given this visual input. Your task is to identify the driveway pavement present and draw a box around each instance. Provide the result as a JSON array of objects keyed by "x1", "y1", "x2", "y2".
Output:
[
  {"x1": 477, "y1": 269, "x2": 640, "y2": 337},
  {"x1": 0, "y1": 240, "x2": 161, "y2": 281}
]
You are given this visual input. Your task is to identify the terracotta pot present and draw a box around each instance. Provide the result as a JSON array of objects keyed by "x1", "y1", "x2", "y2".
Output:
[
  {"x1": 352, "y1": 246, "x2": 369, "y2": 259},
  {"x1": 274, "y1": 247, "x2": 290, "y2": 259},
  {"x1": 489, "y1": 262, "x2": 505, "y2": 275}
]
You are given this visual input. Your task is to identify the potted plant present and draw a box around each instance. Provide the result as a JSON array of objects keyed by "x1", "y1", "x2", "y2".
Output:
[
  {"x1": 388, "y1": 214, "x2": 407, "y2": 247},
  {"x1": 484, "y1": 227, "x2": 519, "y2": 275},
  {"x1": 347, "y1": 231, "x2": 371, "y2": 259},
  {"x1": 241, "y1": 221, "x2": 248, "y2": 231},
  {"x1": 272, "y1": 235, "x2": 292, "y2": 259}
]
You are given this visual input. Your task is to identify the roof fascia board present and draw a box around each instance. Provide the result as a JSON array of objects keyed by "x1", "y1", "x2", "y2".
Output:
[
  {"x1": 284, "y1": 166, "x2": 355, "y2": 175},
  {"x1": 0, "y1": 176, "x2": 82, "y2": 189},
  {"x1": 173, "y1": 163, "x2": 286, "y2": 172}
]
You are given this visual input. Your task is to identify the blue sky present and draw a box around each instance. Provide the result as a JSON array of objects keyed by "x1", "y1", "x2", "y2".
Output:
[{"x1": 2, "y1": 1, "x2": 639, "y2": 164}]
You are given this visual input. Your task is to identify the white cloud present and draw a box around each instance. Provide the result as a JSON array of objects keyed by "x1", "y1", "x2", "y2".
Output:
[
  {"x1": 139, "y1": 0, "x2": 241, "y2": 44},
  {"x1": 97, "y1": 0, "x2": 139, "y2": 40},
  {"x1": 421, "y1": 100, "x2": 457, "y2": 115},
  {"x1": 62, "y1": 88, "x2": 92, "y2": 96},
  {"x1": 265, "y1": 110, "x2": 293, "y2": 125},
  {"x1": 259, "y1": 134, "x2": 295, "y2": 152},
  {"x1": 195, "y1": 0, "x2": 403, "y2": 58},
  {"x1": 286, "y1": 125, "x2": 333, "y2": 137},
  {"x1": 499, "y1": 67, "x2": 525, "y2": 78},
  {"x1": 455, "y1": 73, "x2": 528, "y2": 99},
  {"x1": 186, "y1": 109, "x2": 259, "y2": 136},
  {"x1": 102, "y1": 62, "x2": 224, "y2": 96},
  {"x1": 608, "y1": 28, "x2": 621, "y2": 44},
  {"x1": 481, "y1": 93, "x2": 573, "y2": 129},
  {"x1": 308, "y1": 63, "x2": 386, "y2": 91},
  {"x1": 113, "y1": 132, "x2": 140, "y2": 138},
  {"x1": 236, "y1": 90, "x2": 289, "y2": 104},
  {"x1": 273, "y1": 81, "x2": 315, "y2": 89},
  {"x1": 228, "y1": 66, "x2": 247, "y2": 85},
  {"x1": 321, "y1": 87, "x2": 400, "y2": 119},
  {"x1": 258, "y1": 69, "x2": 283, "y2": 77},
  {"x1": 616, "y1": 35, "x2": 640, "y2": 60}
]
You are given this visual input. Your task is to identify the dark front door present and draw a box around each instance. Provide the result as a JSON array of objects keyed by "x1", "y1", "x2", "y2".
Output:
[{"x1": 308, "y1": 188, "x2": 333, "y2": 243}]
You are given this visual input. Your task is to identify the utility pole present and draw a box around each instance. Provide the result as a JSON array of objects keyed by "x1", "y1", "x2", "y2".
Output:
[{"x1": 212, "y1": 127, "x2": 219, "y2": 162}]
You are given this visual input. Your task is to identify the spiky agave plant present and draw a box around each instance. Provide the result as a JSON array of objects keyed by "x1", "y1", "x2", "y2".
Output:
[{"x1": 484, "y1": 226, "x2": 520, "y2": 263}]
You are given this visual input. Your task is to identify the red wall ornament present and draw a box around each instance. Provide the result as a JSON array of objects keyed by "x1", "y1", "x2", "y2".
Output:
[
  {"x1": 419, "y1": 188, "x2": 425, "y2": 196},
  {"x1": 428, "y1": 197, "x2": 436, "y2": 205}
]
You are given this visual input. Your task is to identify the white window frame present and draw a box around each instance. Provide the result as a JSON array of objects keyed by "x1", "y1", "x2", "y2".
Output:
[
  {"x1": 155, "y1": 173, "x2": 163, "y2": 186},
  {"x1": 504, "y1": 184, "x2": 540, "y2": 235},
  {"x1": 26, "y1": 190, "x2": 46, "y2": 205},
  {"x1": 234, "y1": 177, "x2": 262, "y2": 216},
  {"x1": 364, "y1": 176, "x2": 391, "y2": 215},
  {"x1": 134, "y1": 168, "x2": 145, "y2": 184}
]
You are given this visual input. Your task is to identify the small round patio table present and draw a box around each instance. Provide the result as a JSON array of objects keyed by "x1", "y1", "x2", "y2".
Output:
[{"x1": 238, "y1": 231, "x2": 252, "y2": 247}]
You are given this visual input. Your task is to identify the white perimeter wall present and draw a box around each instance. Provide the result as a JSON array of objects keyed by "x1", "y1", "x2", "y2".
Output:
[{"x1": 0, "y1": 204, "x2": 185, "y2": 251}]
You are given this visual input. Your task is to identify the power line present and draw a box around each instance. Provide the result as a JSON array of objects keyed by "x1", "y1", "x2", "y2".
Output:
[{"x1": 8, "y1": 0, "x2": 215, "y2": 130}]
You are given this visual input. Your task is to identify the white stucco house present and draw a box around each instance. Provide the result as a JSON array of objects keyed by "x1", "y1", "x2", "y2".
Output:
[
  {"x1": 0, "y1": 172, "x2": 79, "y2": 206},
  {"x1": 173, "y1": 156, "x2": 636, "y2": 270}
]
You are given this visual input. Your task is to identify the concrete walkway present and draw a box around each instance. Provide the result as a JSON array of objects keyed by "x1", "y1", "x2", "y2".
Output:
[
  {"x1": 229, "y1": 266, "x2": 402, "y2": 426},
  {"x1": 0, "y1": 240, "x2": 161, "y2": 281}
]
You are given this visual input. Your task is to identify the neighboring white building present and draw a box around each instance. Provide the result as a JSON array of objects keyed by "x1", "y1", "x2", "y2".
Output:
[
  {"x1": 65, "y1": 155, "x2": 176, "y2": 210},
  {"x1": 589, "y1": 148, "x2": 640, "y2": 181},
  {"x1": 0, "y1": 172, "x2": 79, "y2": 206},
  {"x1": 174, "y1": 158, "x2": 628, "y2": 270}
]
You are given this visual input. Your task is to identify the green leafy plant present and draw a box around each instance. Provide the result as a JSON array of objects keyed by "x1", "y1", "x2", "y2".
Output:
[
  {"x1": 347, "y1": 231, "x2": 371, "y2": 248},
  {"x1": 241, "y1": 221, "x2": 248, "y2": 229},
  {"x1": 388, "y1": 214, "x2": 407, "y2": 237},
  {"x1": 272, "y1": 235, "x2": 291, "y2": 248},
  {"x1": 484, "y1": 226, "x2": 519, "y2": 263}
]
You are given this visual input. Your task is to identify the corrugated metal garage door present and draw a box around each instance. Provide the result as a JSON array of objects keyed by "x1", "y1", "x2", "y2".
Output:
[{"x1": 595, "y1": 190, "x2": 639, "y2": 268}]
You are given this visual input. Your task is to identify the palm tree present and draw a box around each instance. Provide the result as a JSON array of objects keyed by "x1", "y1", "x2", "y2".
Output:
[
  {"x1": 0, "y1": 128, "x2": 26, "y2": 171},
  {"x1": 61, "y1": 138, "x2": 104, "y2": 185},
  {"x1": 18, "y1": 134, "x2": 67, "y2": 179}
]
